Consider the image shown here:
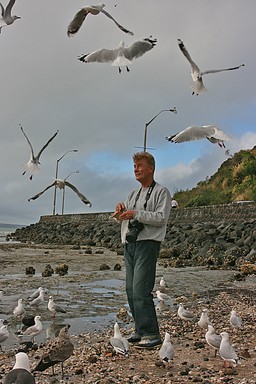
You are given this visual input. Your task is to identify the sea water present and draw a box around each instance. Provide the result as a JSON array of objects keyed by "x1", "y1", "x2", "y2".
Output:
[{"x1": 0, "y1": 224, "x2": 23, "y2": 243}]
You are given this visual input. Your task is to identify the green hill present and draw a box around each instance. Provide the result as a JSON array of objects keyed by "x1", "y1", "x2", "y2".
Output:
[{"x1": 173, "y1": 147, "x2": 256, "y2": 207}]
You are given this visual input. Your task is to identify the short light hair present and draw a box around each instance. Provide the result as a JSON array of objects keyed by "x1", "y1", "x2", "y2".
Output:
[{"x1": 133, "y1": 152, "x2": 155, "y2": 170}]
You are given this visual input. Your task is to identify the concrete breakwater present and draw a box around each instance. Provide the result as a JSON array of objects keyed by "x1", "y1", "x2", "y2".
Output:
[{"x1": 11, "y1": 202, "x2": 256, "y2": 269}]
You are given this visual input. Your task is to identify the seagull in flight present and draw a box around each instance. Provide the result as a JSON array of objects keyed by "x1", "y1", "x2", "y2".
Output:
[
  {"x1": 67, "y1": 3, "x2": 133, "y2": 37},
  {"x1": 0, "y1": 0, "x2": 20, "y2": 33},
  {"x1": 78, "y1": 37, "x2": 157, "y2": 73},
  {"x1": 28, "y1": 178, "x2": 92, "y2": 207},
  {"x1": 20, "y1": 125, "x2": 59, "y2": 180},
  {"x1": 177, "y1": 39, "x2": 245, "y2": 95},
  {"x1": 166, "y1": 125, "x2": 232, "y2": 148}
]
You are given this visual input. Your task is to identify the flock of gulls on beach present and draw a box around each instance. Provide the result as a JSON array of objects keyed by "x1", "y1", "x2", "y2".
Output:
[
  {"x1": 0, "y1": 286, "x2": 73, "y2": 382},
  {"x1": 1, "y1": 0, "x2": 246, "y2": 209},
  {"x1": 1, "y1": 0, "x2": 251, "y2": 381},
  {"x1": 0, "y1": 276, "x2": 251, "y2": 382}
]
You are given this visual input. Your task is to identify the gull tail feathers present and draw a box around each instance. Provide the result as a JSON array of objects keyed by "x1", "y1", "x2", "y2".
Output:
[
  {"x1": 33, "y1": 356, "x2": 56, "y2": 372},
  {"x1": 191, "y1": 80, "x2": 207, "y2": 95}
]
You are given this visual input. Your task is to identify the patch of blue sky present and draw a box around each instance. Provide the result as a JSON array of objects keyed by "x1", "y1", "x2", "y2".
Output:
[{"x1": 86, "y1": 151, "x2": 132, "y2": 176}]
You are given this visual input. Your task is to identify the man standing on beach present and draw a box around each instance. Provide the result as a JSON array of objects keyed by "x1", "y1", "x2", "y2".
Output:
[{"x1": 114, "y1": 152, "x2": 171, "y2": 348}]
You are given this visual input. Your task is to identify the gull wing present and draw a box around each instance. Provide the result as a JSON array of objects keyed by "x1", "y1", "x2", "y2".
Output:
[
  {"x1": 202, "y1": 125, "x2": 232, "y2": 141},
  {"x1": 0, "y1": 3, "x2": 5, "y2": 17},
  {"x1": 79, "y1": 48, "x2": 116, "y2": 63},
  {"x1": 53, "y1": 304, "x2": 66, "y2": 313},
  {"x1": 100, "y1": 9, "x2": 133, "y2": 35},
  {"x1": 110, "y1": 337, "x2": 129, "y2": 355},
  {"x1": 64, "y1": 181, "x2": 92, "y2": 207},
  {"x1": 123, "y1": 37, "x2": 157, "y2": 60},
  {"x1": 5, "y1": 0, "x2": 16, "y2": 16},
  {"x1": 201, "y1": 64, "x2": 244, "y2": 76},
  {"x1": 20, "y1": 124, "x2": 35, "y2": 159},
  {"x1": 178, "y1": 39, "x2": 201, "y2": 75},
  {"x1": 67, "y1": 8, "x2": 89, "y2": 36},
  {"x1": 169, "y1": 126, "x2": 212, "y2": 143},
  {"x1": 206, "y1": 332, "x2": 221, "y2": 349},
  {"x1": 28, "y1": 182, "x2": 56, "y2": 201},
  {"x1": 220, "y1": 340, "x2": 239, "y2": 362},
  {"x1": 36, "y1": 130, "x2": 59, "y2": 161}
]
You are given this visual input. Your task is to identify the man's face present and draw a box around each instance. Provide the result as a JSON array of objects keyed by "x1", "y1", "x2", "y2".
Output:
[{"x1": 134, "y1": 159, "x2": 154, "y2": 184}]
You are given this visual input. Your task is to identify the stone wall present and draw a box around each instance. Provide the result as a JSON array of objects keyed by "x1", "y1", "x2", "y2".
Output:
[
  {"x1": 39, "y1": 201, "x2": 256, "y2": 225},
  {"x1": 168, "y1": 201, "x2": 256, "y2": 224}
]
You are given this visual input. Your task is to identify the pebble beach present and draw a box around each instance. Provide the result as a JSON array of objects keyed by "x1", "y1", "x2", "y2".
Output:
[{"x1": 0, "y1": 243, "x2": 255, "y2": 383}]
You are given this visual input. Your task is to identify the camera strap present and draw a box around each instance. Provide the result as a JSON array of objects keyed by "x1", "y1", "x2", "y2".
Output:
[{"x1": 133, "y1": 180, "x2": 156, "y2": 209}]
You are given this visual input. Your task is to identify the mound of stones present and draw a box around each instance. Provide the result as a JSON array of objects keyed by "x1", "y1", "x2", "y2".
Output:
[{"x1": 9, "y1": 215, "x2": 256, "y2": 270}]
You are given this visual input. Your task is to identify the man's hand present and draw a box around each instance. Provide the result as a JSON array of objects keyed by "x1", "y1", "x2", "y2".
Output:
[
  {"x1": 119, "y1": 210, "x2": 135, "y2": 221},
  {"x1": 112, "y1": 203, "x2": 126, "y2": 220}
]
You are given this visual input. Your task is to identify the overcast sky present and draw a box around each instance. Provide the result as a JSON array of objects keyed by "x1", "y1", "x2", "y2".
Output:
[{"x1": 1, "y1": 0, "x2": 255, "y2": 225}]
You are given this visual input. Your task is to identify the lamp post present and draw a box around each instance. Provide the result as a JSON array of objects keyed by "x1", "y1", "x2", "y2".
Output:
[
  {"x1": 61, "y1": 170, "x2": 79, "y2": 215},
  {"x1": 143, "y1": 107, "x2": 177, "y2": 152},
  {"x1": 52, "y1": 149, "x2": 78, "y2": 215}
]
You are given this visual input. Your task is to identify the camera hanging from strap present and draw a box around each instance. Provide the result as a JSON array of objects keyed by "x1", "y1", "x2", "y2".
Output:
[{"x1": 133, "y1": 180, "x2": 156, "y2": 209}]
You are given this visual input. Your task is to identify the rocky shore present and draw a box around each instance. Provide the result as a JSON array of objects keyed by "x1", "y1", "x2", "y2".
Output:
[{"x1": 9, "y1": 213, "x2": 256, "y2": 272}]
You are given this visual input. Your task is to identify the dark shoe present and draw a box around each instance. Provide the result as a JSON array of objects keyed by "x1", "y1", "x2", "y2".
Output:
[
  {"x1": 134, "y1": 338, "x2": 162, "y2": 349},
  {"x1": 127, "y1": 332, "x2": 141, "y2": 343}
]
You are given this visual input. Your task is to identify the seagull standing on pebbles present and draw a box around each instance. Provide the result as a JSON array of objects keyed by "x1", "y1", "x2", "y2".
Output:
[
  {"x1": 159, "y1": 332, "x2": 175, "y2": 366},
  {"x1": 18, "y1": 315, "x2": 43, "y2": 343},
  {"x1": 166, "y1": 125, "x2": 232, "y2": 148},
  {"x1": 178, "y1": 303, "x2": 196, "y2": 325},
  {"x1": 29, "y1": 286, "x2": 45, "y2": 301},
  {"x1": 20, "y1": 124, "x2": 59, "y2": 180},
  {"x1": 29, "y1": 289, "x2": 45, "y2": 308},
  {"x1": 230, "y1": 309, "x2": 242, "y2": 330},
  {"x1": 219, "y1": 331, "x2": 242, "y2": 367},
  {"x1": 160, "y1": 277, "x2": 168, "y2": 289},
  {"x1": 0, "y1": 0, "x2": 20, "y2": 33},
  {"x1": 0, "y1": 325, "x2": 9, "y2": 351},
  {"x1": 198, "y1": 308, "x2": 212, "y2": 329},
  {"x1": 13, "y1": 298, "x2": 25, "y2": 319},
  {"x1": 33, "y1": 325, "x2": 74, "y2": 379},
  {"x1": 67, "y1": 3, "x2": 133, "y2": 37},
  {"x1": 177, "y1": 38, "x2": 244, "y2": 95},
  {"x1": 205, "y1": 324, "x2": 221, "y2": 357},
  {"x1": 110, "y1": 322, "x2": 129, "y2": 356},
  {"x1": 48, "y1": 296, "x2": 67, "y2": 319},
  {"x1": 3, "y1": 352, "x2": 35, "y2": 384},
  {"x1": 155, "y1": 290, "x2": 172, "y2": 303},
  {"x1": 78, "y1": 37, "x2": 157, "y2": 73}
]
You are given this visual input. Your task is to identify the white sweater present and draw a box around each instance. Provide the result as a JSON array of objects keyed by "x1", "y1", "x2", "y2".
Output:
[{"x1": 120, "y1": 182, "x2": 171, "y2": 244}]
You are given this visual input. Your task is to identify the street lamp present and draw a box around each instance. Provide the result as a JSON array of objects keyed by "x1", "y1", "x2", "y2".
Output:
[
  {"x1": 52, "y1": 149, "x2": 78, "y2": 215},
  {"x1": 143, "y1": 107, "x2": 177, "y2": 152},
  {"x1": 61, "y1": 170, "x2": 79, "y2": 215}
]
